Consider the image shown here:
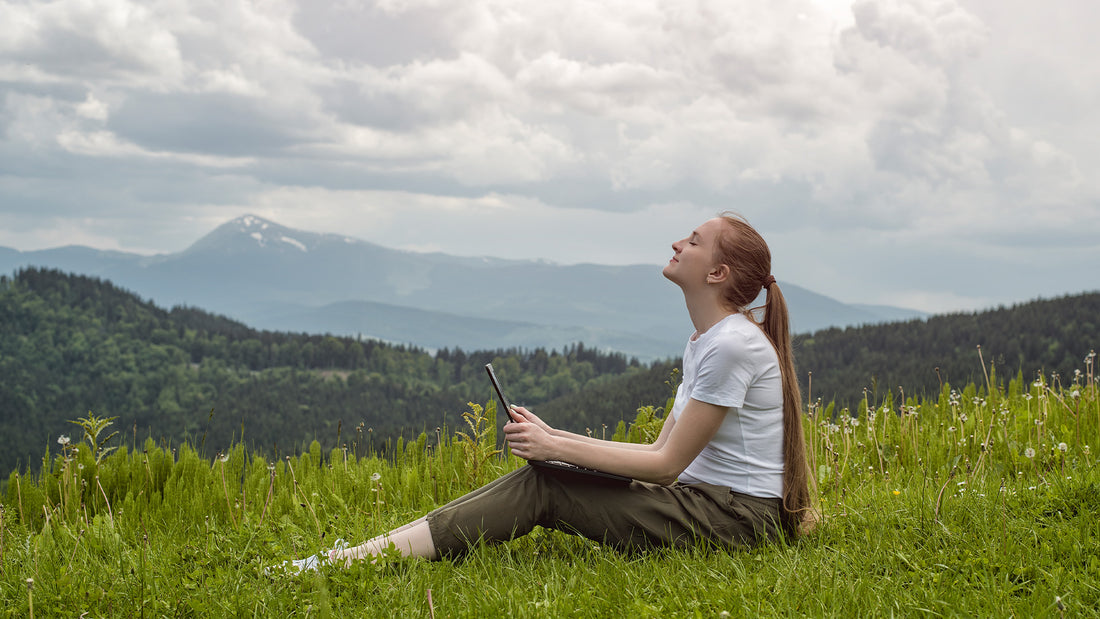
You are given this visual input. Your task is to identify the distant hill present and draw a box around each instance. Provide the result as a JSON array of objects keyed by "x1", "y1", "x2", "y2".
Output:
[
  {"x1": 793, "y1": 292, "x2": 1100, "y2": 407},
  {"x1": 535, "y1": 292, "x2": 1100, "y2": 422},
  {"x1": 0, "y1": 268, "x2": 1093, "y2": 479},
  {"x1": 0, "y1": 268, "x2": 651, "y2": 477},
  {"x1": 0, "y1": 215, "x2": 925, "y2": 359}
]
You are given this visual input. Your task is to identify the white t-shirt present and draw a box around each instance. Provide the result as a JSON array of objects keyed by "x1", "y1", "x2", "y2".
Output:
[{"x1": 670, "y1": 312, "x2": 784, "y2": 498}]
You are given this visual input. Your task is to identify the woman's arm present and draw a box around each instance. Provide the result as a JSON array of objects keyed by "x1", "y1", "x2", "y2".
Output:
[
  {"x1": 504, "y1": 399, "x2": 726, "y2": 485},
  {"x1": 508, "y1": 405, "x2": 673, "y2": 452}
]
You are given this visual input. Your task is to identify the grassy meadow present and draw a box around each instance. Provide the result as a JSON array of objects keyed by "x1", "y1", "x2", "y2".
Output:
[{"x1": 2, "y1": 356, "x2": 1099, "y2": 617}]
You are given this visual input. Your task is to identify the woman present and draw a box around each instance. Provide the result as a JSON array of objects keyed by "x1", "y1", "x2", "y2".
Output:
[{"x1": 283, "y1": 213, "x2": 812, "y2": 571}]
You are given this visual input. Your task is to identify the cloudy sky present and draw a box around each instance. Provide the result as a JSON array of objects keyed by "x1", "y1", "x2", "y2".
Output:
[{"x1": 1, "y1": 0, "x2": 1096, "y2": 313}]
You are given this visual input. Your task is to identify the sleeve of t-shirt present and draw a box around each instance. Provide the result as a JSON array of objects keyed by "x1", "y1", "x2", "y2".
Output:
[{"x1": 689, "y1": 329, "x2": 753, "y2": 409}]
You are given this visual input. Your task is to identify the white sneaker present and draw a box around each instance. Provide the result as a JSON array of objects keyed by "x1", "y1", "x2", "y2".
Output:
[{"x1": 268, "y1": 538, "x2": 348, "y2": 575}]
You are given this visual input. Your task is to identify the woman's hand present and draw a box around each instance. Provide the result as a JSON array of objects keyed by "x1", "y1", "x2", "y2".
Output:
[
  {"x1": 503, "y1": 407, "x2": 558, "y2": 461},
  {"x1": 507, "y1": 405, "x2": 553, "y2": 432}
]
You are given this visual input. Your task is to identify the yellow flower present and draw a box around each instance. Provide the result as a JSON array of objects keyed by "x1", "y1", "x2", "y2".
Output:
[{"x1": 892, "y1": 490, "x2": 900, "y2": 496}]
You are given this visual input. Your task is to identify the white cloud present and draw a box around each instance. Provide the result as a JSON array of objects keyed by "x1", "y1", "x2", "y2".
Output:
[{"x1": 0, "y1": 0, "x2": 1096, "y2": 312}]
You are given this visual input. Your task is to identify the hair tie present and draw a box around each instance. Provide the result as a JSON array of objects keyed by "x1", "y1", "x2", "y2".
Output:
[{"x1": 762, "y1": 275, "x2": 776, "y2": 289}]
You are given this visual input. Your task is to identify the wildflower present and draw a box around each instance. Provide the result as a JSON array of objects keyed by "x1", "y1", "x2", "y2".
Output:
[
  {"x1": 1058, "y1": 443, "x2": 1068, "y2": 452},
  {"x1": 1024, "y1": 393, "x2": 1033, "y2": 401},
  {"x1": 57, "y1": 435, "x2": 70, "y2": 446},
  {"x1": 1025, "y1": 448, "x2": 1036, "y2": 459},
  {"x1": 218, "y1": 453, "x2": 229, "y2": 463},
  {"x1": 960, "y1": 413, "x2": 968, "y2": 423},
  {"x1": 1072, "y1": 390, "x2": 1080, "y2": 399},
  {"x1": 948, "y1": 426, "x2": 956, "y2": 432},
  {"x1": 1085, "y1": 445, "x2": 1092, "y2": 456},
  {"x1": 892, "y1": 490, "x2": 900, "y2": 496},
  {"x1": 371, "y1": 472, "x2": 381, "y2": 482}
]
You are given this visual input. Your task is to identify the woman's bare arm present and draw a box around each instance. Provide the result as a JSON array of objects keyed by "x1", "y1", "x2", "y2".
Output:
[
  {"x1": 509, "y1": 405, "x2": 675, "y2": 453},
  {"x1": 504, "y1": 399, "x2": 725, "y2": 485}
]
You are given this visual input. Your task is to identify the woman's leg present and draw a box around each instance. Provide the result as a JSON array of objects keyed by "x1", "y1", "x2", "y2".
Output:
[
  {"x1": 331, "y1": 465, "x2": 782, "y2": 564},
  {"x1": 328, "y1": 468, "x2": 531, "y2": 565},
  {"x1": 332, "y1": 517, "x2": 436, "y2": 564},
  {"x1": 426, "y1": 465, "x2": 782, "y2": 559}
]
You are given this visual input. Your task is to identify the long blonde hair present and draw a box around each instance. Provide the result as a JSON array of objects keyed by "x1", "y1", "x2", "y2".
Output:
[{"x1": 714, "y1": 213, "x2": 813, "y2": 537}]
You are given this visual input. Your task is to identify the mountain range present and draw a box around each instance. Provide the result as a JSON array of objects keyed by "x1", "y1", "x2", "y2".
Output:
[{"x1": 0, "y1": 215, "x2": 926, "y2": 359}]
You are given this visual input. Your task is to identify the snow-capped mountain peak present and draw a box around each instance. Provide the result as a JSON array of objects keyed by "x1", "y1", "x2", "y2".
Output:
[{"x1": 183, "y1": 214, "x2": 321, "y2": 255}]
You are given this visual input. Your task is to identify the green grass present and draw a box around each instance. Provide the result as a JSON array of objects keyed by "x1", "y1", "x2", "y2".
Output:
[{"x1": 3, "y1": 367, "x2": 1100, "y2": 617}]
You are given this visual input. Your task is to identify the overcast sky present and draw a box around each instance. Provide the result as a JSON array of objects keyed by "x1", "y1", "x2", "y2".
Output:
[{"x1": 1, "y1": 0, "x2": 1096, "y2": 313}]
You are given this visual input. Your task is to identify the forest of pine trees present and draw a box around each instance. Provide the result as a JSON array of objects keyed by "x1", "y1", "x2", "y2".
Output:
[{"x1": 1, "y1": 267, "x2": 1096, "y2": 477}]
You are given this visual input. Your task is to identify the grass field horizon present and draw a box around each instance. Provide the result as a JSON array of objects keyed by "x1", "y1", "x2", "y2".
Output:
[{"x1": 2, "y1": 352, "x2": 1098, "y2": 617}]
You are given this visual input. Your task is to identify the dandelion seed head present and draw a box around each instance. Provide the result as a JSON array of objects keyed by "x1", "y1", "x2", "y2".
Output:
[
  {"x1": 371, "y1": 472, "x2": 382, "y2": 482},
  {"x1": 57, "y1": 435, "x2": 70, "y2": 446},
  {"x1": 1072, "y1": 390, "x2": 1080, "y2": 399},
  {"x1": 1058, "y1": 443, "x2": 1068, "y2": 452},
  {"x1": 1025, "y1": 448, "x2": 1036, "y2": 459}
]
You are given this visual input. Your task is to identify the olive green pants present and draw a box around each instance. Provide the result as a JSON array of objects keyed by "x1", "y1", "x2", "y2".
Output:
[{"x1": 426, "y1": 465, "x2": 783, "y2": 558}]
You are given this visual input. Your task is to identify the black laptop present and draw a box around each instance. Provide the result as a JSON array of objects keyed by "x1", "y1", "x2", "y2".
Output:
[{"x1": 486, "y1": 363, "x2": 632, "y2": 483}]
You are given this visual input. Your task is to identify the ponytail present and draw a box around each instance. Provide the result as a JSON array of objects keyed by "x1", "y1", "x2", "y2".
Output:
[
  {"x1": 760, "y1": 281, "x2": 814, "y2": 537},
  {"x1": 715, "y1": 213, "x2": 814, "y2": 537}
]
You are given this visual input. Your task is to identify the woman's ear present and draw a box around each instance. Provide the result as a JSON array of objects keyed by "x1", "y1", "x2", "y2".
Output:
[{"x1": 706, "y1": 263, "x2": 730, "y2": 284}]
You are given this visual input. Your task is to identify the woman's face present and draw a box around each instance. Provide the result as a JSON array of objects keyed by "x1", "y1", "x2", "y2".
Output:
[{"x1": 662, "y1": 218, "x2": 726, "y2": 287}]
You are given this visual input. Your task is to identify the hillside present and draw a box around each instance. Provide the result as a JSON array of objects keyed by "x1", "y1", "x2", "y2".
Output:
[
  {"x1": 0, "y1": 268, "x2": 654, "y2": 477},
  {"x1": 527, "y1": 292, "x2": 1100, "y2": 423},
  {"x1": 793, "y1": 293, "x2": 1100, "y2": 407},
  {"x1": 2, "y1": 267, "x2": 1095, "y2": 478}
]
